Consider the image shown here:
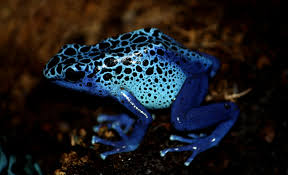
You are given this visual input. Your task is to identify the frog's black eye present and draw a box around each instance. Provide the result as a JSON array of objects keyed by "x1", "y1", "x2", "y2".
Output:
[
  {"x1": 65, "y1": 68, "x2": 85, "y2": 82},
  {"x1": 224, "y1": 103, "x2": 231, "y2": 110}
]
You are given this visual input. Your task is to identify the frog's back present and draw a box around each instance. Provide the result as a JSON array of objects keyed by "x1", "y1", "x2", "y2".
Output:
[{"x1": 43, "y1": 28, "x2": 215, "y2": 109}]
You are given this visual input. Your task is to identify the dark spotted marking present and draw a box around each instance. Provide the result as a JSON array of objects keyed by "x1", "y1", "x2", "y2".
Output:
[
  {"x1": 80, "y1": 46, "x2": 90, "y2": 53},
  {"x1": 143, "y1": 60, "x2": 149, "y2": 66},
  {"x1": 64, "y1": 48, "x2": 76, "y2": 56},
  {"x1": 73, "y1": 44, "x2": 80, "y2": 49},
  {"x1": 87, "y1": 82, "x2": 92, "y2": 87},
  {"x1": 171, "y1": 46, "x2": 177, "y2": 51},
  {"x1": 110, "y1": 40, "x2": 120, "y2": 48},
  {"x1": 133, "y1": 37, "x2": 147, "y2": 43},
  {"x1": 103, "y1": 73, "x2": 112, "y2": 81},
  {"x1": 137, "y1": 43, "x2": 147, "y2": 48},
  {"x1": 92, "y1": 53, "x2": 105, "y2": 60},
  {"x1": 80, "y1": 59, "x2": 91, "y2": 64},
  {"x1": 124, "y1": 68, "x2": 132, "y2": 74},
  {"x1": 144, "y1": 28, "x2": 151, "y2": 33},
  {"x1": 88, "y1": 52, "x2": 100, "y2": 57},
  {"x1": 56, "y1": 64, "x2": 62, "y2": 74},
  {"x1": 120, "y1": 33, "x2": 132, "y2": 40},
  {"x1": 150, "y1": 50, "x2": 155, "y2": 56},
  {"x1": 50, "y1": 67, "x2": 55, "y2": 75},
  {"x1": 63, "y1": 58, "x2": 76, "y2": 65},
  {"x1": 157, "y1": 49, "x2": 164, "y2": 56},
  {"x1": 152, "y1": 30, "x2": 160, "y2": 37},
  {"x1": 99, "y1": 42, "x2": 110, "y2": 49},
  {"x1": 65, "y1": 68, "x2": 85, "y2": 82},
  {"x1": 146, "y1": 67, "x2": 154, "y2": 75},
  {"x1": 136, "y1": 66, "x2": 142, "y2": 72},
  {"x1": 130, "y1": 34, "x2": 139, "y2": 41},
  {"x1": 121, "y1": 41, "x2": 128, "y2": 46},
  {"x1": 156, "y1": 66, "x2": 162, "y2": 74},
  {"x1": 61, "y1": 55, "x2": 68, "y2": 60},
  {"x1": 117, "y1": 74, "x2": 124, "y2": 79},
  {"x1": 161, "y1": 35, "x2": 171, "y2": 42},
  {"x1": 94, "y1": 61, "x2": 102, "y2": 67},
  {"x1": 47, "y1": 56, "x2": 60, "y2": 69},
  {"x1": 75, "y1": 64, "x2": 83, "y2": 71},
  {"x1": 104, "y1": 57, "x2": 118, "y2": 67},
  {"x1": 115, "y1": 66, "x2": 122, "y2": 74},
  {"x1": 131, "y1": 44, "x2": 136, "y2": 50},
  {"x1": 113, "y1": 48, "x2": 124, "y2": 53},
  {"x1": 124, "y1": 47, "x2": 131, "y2": 53},
  {"x1": 153, "y1": 57, "x2": 158, "y2": 63},
  {"x1": 122, "y1": 57, "x2": 132, "y2": 65}
]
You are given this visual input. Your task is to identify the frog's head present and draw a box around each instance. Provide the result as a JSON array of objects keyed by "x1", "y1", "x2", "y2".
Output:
[{"x1": 43, "y1": 44, "x2": 101, "y2": 94}]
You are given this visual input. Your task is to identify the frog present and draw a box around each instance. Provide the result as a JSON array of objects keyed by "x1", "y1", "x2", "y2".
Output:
[{"x1": 43, "y1": 28, "x2": 240, "y2": 166}]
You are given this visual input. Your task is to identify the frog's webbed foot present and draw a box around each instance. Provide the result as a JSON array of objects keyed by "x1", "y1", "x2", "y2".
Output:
[
  {"x1": 92, "y1": 114, "x2": 139, "y2": 159},
  {"x1": 160, "y1": 134, "x2": 217, "y2": 166},
  {"x1": 93, "y1": 114, "x2": 134, "y2": 135},
  {"x1": 91, "y1": 135, "x2": 139, "y2": 160}
]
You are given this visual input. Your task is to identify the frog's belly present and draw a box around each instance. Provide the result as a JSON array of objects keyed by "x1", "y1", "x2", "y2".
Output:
[{"x1": 120, "y1": 65, "x2": 187, "y2": 109}]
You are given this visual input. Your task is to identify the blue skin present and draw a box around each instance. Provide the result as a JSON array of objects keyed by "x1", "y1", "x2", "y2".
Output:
[{"x1": 43, "y1": 28, "x2": 239, "y2": 166}]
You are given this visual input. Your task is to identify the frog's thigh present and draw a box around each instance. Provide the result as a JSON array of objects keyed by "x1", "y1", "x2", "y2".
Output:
[
  {"x1": 171, "y1": 75, "x2": 228, "y2": 131},
  {"x1": 171, "y1": 75, "x2": 208, "y2": 117}
]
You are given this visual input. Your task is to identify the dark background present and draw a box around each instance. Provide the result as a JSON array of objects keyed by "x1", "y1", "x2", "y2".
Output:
[{"x1": 0, "y1": 0, "x2": 287, "y2": 174}]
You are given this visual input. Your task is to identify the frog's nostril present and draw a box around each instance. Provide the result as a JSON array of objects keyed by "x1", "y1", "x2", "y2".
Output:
[{"x1": 64, "y1": 68, "x2": 85, "y2": 82}]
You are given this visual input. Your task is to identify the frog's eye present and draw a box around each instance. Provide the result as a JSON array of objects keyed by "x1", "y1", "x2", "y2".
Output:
[
  {"x1": 224, "y1": 103, "x2": 231, "y2": 110},
  {"x1": 65, "y1": 68, "x2": 85, "y2": 82}
]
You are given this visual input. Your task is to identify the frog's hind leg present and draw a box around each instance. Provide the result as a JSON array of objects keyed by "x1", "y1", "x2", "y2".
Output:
[
  {"x1": 161, "y1": 76, "x2": 240, "y2": 166},
  {"x1": 92, "y1": 90, "x2": 153, "y2": 160}
]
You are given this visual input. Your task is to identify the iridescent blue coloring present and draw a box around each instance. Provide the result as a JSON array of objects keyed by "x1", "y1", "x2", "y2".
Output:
[{"x1": 43, "y1": 28, "x2": 239, "y2": 166}]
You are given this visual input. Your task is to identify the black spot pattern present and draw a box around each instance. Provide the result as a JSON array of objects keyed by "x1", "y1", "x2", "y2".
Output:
[
  {"x1": 44, "y1": 28, "x2": 196, "y2": 107},
  {"x1": 104, "y1": 57, "x2": 118, "y2": 67}
]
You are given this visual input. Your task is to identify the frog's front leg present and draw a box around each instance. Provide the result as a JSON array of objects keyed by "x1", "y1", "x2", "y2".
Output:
[
  {"x1": 160, "y1": 76, "x2": 240, "y2": 166},
  {"x1": 92, "y1": 90, "x2": 153, "y2": 160}
]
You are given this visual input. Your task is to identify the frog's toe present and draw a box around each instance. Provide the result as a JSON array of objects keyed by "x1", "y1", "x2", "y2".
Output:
[
  {"x1": 91, "y1": 136, "x2": 117, "y2": 146},
  {"x1": 160, "y1": 145, "x2": 199, "y2": 166},
  {"x1": 99, "y1": 143, "x2": 138, "y2": 160},
  {"x1": 96, "y1": 114, "x2": 134, "y2": 134},
  {"x1": 92, "y1": 135, "x2": 139, "y2": 160},
  {"x1": 169, "y1": 135, "x2": 195, "y2": 143},
  {"x1": 169, "y1": 133, "x2": 207, "y2": 143},
  {"x1": 161, "y1": 136, "x2": 218, "y2": 165},
  {"x1": 187, "y1": 133, "x2": 207, "y2": 139}
]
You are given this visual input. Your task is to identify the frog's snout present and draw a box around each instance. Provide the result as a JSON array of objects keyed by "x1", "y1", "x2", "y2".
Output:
[{"x1": 43, "y1": 55, "x2": 62, "y2": 80}]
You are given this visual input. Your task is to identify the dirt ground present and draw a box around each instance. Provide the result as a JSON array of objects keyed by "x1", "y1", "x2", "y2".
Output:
[{"x1": 0, "y1": 0, "x2": 287, "y2": 174}]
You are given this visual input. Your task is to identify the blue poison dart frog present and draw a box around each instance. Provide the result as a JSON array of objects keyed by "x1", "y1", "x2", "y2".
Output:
[{"x1": 43, "y1": 28, "x2": 240, "y2": 166}]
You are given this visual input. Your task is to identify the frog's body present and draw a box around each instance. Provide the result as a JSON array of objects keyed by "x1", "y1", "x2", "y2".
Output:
[{"x1": 43, "y1": 28, "x2": 239, "y2": 166}]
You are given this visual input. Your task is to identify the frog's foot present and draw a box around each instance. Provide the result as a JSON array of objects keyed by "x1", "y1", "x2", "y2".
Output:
[
  {"x1": 160, "y1": 134, "x2": 218, "y2": 166},
  {"x1": 93, "y1": 114, "x2": 134, "y2": 134},
  {"x1": 92, "y1": 114, "x2": 139, "y2": 160},
  {"x1": 92, "y1": 135, "x2": 139, "y2": 160}
]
